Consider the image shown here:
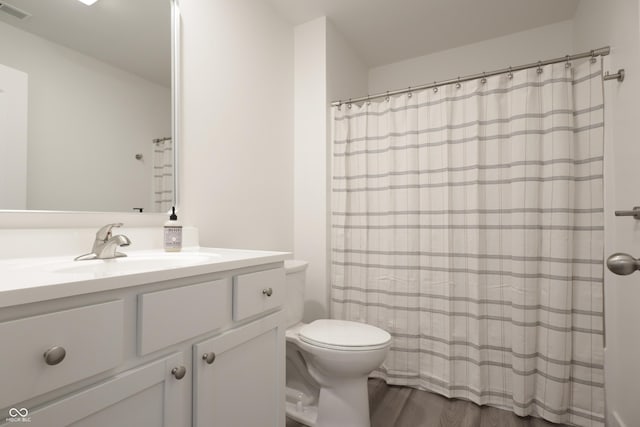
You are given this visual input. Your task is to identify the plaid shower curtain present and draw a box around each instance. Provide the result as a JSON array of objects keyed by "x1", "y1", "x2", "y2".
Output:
[{"x1": 331, "y1": 59, "x2": 605, "y2": 426}]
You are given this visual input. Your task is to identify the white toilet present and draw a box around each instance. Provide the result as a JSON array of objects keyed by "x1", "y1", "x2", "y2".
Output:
[{"x1": 284, "y1": 260, "x2": 391, "y2": 427}]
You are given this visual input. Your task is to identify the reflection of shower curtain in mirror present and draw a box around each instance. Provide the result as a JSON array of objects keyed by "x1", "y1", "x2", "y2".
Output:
[{"x1": 152, "y1": 138, "x2": 173, "y2": 212}]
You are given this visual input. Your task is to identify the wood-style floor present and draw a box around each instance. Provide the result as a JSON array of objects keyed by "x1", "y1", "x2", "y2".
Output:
[{"x1": 286, "y1": 378, "x2": 568, "y2": 427}]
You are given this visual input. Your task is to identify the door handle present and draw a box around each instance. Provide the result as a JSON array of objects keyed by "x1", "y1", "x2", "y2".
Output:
[
  {"x1": 614, "y1": 207, "x2": 640, "y2": 220},
  {"x1": 606, "y1": 253, "x2": 640, "y2": 275}
]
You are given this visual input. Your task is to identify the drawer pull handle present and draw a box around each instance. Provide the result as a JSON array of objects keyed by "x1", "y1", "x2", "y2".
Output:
[
  {"x1": 171, "y1": 365, "x2": 187, "y2": 380},
  {"x1": 43, "y1": 346, "x2": 66, "y2": 366},
  {"x1": 262, "y1": 288, "x2": 273, "y2": 297},
  {"x1": 202, "y1": 352, "x2": 216, "y2": 364}
]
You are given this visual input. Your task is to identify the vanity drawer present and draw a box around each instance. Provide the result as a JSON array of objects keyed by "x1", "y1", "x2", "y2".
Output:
[
  {"x1": 138, "y1": 279, "x2": 231, "y2": 355},
  {"x1": 233, "y1": 268, "x2": 285, "y2": 321},
  {"x1": 0, "y1": 300, "x2": 124, "y2": 409}
]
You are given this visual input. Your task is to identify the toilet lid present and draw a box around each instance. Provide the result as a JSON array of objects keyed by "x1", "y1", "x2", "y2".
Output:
[{"x1": 299, "y1": 319, "x2": 391, "y2": 350}]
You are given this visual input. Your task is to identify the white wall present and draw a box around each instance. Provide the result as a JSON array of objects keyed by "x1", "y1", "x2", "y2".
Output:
[
  {"x1": 180, "y1": 0, "x2": 294, "y2": 252},
  {"x1": 572, "y1": 2, "x2": 640, "y2": 427},
  {"x1": 368, "y1": 20, "x2": 574, "y2": 94},
  {"x1": 293, "y1": 17, "x2": 368, "y2": 321},
  {"x1": 326, "y1": 21, "x2": 370, "y2": 103},
  {"x1": 0, "y1": 21, "x2": 170, "y2": 213},
  {"x1": 294, "y1": 17, "x2": 328, "y2": 320},
  {"x1": 0, "y1": 64, "x2": 28, "y2": 210}
]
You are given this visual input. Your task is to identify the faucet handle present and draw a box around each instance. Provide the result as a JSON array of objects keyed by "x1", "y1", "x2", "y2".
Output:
[{"x1": 95, "y1": 223, "x2": 124, "y2": 241}]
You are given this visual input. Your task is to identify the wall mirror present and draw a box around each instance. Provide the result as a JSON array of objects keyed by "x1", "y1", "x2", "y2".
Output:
[{"x1": 0, "y1": 0, "x2": 178, "y2": 214}]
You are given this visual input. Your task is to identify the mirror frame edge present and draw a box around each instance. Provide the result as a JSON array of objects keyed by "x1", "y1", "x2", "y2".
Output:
[{"x1": 0, "y1": 0, "x2": 180, "y2": 228}]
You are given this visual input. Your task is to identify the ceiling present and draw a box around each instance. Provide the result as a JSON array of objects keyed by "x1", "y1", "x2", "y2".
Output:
[
  {"x1": 267, "y1": 0, "x2": 581, "y2": 67},
  {"x1": 0, "y1": 0, "x2": 170, "y2": 87}
]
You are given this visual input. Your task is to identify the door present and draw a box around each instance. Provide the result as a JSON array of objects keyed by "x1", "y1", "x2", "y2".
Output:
[
  {"x1": 8, "y1": 353, "x2": 188, "y2": 427},
  {"x1": 193, "y1": 312, "x2": 285, "y2": 427},
  {"x1": 0, "y1": 63, "x2": 28, "y2": 209}
]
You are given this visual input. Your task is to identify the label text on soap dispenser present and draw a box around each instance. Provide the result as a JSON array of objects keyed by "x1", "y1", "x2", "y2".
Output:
[{"x1": 164, "y1": 226, "x2": 182, "y2": 251}]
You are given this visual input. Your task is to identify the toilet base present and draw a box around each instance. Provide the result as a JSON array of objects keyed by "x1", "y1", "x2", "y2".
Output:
[
  {"x1": 285, "y1": 400, "x2": 318, "y2": 427},
  {"x1": 316, "y1": 376, "x2": 370, "y2": 427},
  {"x1": 285, "y1": 377, "x2": 371, "y2": 427}
]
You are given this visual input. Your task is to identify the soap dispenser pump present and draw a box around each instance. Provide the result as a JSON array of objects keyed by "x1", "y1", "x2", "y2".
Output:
[{"x1": 164, "y1": 206, "x2": 182, "y2": 252}]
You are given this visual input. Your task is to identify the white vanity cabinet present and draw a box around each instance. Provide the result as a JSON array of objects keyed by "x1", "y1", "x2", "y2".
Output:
[{"x1": 0, "y1": 256, "x2": 286, "y2": 427}]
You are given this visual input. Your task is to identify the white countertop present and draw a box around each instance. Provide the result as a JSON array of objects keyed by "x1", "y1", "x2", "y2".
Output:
[{"x1": 0, "y1": 247, "x2": 289, "y2": 308}]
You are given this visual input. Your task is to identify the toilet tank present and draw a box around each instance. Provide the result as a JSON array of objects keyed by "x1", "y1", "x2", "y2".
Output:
[{"x1": 284, "y1": 260, "x2": 308, "y2": 328}]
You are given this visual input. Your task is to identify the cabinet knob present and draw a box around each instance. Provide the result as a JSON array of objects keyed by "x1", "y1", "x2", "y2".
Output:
[
  {"x1": 202, "y1": 352, "x2": 216, "y2": 364},
  {"x1": 43, "y1": 346, "x2": 66, "y2": 366},
  {"x1": 171, "y1": 365, "x2": 187, "y2": 380},
  {"x1": 262, "y1": 288, "x2": 273, "y2": 297}
]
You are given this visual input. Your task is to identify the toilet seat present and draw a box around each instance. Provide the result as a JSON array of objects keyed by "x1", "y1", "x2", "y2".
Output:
[{"x1": 299, "y1": 319, "x2": 391, "y2": 351}]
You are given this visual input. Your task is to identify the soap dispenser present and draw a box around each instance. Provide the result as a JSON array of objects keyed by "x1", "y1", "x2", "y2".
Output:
[{"x1": 164, "y1": 206, "x2": 182, "y2": 252}]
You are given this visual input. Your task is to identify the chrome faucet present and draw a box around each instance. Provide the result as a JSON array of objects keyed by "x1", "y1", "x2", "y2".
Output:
[{"x1": 75, "y1": 223, "x2": 131, "y2": 261}]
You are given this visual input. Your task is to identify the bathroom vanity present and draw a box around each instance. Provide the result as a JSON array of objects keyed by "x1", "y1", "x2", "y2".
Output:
[{"x1": 0, "y1": 246, "x2": 288, "y2": 427}]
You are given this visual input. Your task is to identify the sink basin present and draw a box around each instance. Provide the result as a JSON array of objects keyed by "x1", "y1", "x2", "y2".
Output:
[{"x1": 48, "y1": 252, "x2": 220, "y2": 276}]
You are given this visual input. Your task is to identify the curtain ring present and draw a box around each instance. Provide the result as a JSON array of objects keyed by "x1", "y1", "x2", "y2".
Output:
[
  {"x1": 407, "y1": 87, "x2": 412, "y2": 98},
  {"x1": 366, "y1": 95, "x2": 371, "y2": 106},
  {"x1": 507, "y1": 67, "x2": 513, "y2": 80},
  {"x1": 433, "y1": 82, "x2": 438, "y2": 93},
  {"x1": 347, "y1": 98, "x2": 352, "y2": 109},
  {"x1": 455, "y1": 77, "x2": 461, "y2": 89},
  {"x1": 590, "y1": 50, "x2": 597, "y2": 64},
  {"x1": 536, "y1": 61, "x2": 543, "y2": 74},
  {"x1": 565, "y1": 55, "x2": 571, "y2": 68},
  {"x1": 385, "y1": 91, "x2": 390, "y2": 102},
  {"x1": 481, "y1": 72, "x2": 487, "y2": 84}
]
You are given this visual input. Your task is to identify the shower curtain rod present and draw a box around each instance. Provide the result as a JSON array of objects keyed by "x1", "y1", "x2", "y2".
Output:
[{"x1": 331, "y1": 46, "x2": 611, "y2": 107}]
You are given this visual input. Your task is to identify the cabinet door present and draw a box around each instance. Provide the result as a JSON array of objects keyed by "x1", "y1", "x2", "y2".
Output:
[
  {"x1": 7, "y1": 353, "x2": 188, "y2": 427},
  {"x1": 193, "y1": 312, "x2": 285, "y2": 427}
]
